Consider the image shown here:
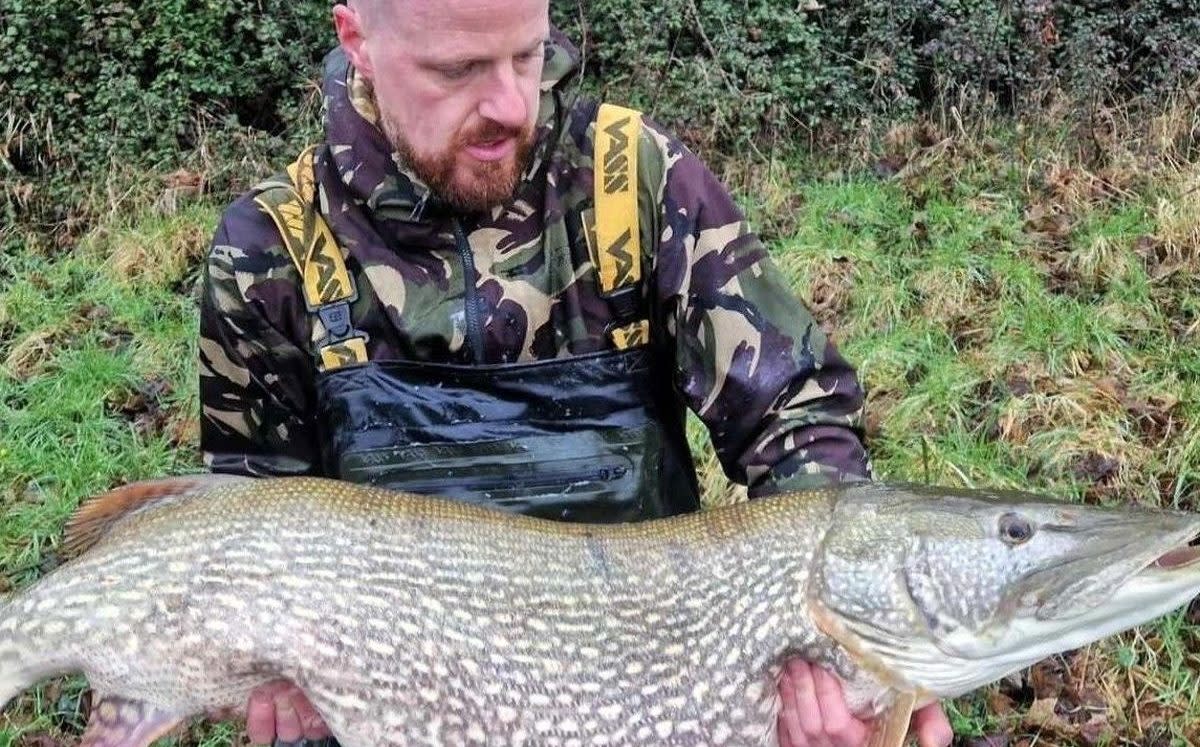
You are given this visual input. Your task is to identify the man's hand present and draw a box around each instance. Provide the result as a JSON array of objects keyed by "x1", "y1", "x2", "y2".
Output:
[
  {"x1": 777, "y1": 659, "x2": 953, "y2": 747},
  {"x1": 245, "y1": 680, "x2": 332, "y2": 745}
]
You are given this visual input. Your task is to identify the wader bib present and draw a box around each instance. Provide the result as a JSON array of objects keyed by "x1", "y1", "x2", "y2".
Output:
[{"x1": 255, "y1": 105, "x2": 701, "y2": 523}]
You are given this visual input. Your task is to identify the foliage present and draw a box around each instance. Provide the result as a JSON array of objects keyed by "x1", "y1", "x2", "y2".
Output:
[
  {"x1": 553, "y1": 0, "x2": 1200, "y2": 151},
  {"x1": 1, "y1": 0, "x2": 1196, "y2": 187},
  {"x1": 0, "y1": 0, "x2": 329, "y2": 175}
]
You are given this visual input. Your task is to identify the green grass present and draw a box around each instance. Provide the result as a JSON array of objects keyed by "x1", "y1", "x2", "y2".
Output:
[{"x1": 4, "y1": 106, "x2": 1200, "y2": 745}]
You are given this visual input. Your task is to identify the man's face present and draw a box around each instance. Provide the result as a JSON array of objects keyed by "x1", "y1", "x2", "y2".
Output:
[{"x1": 338, "y1": 0, "x2": 550, "y2": 212}]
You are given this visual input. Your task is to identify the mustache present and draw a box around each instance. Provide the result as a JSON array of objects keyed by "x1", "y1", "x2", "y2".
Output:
[{"x1": 459, "y1": 120, "x2": 528, "y2": 146}]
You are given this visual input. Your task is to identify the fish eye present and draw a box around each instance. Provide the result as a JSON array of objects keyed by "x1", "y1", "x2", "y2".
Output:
[{"x1": 999, "y1": 513, "x2": 1035, "y2": 545}]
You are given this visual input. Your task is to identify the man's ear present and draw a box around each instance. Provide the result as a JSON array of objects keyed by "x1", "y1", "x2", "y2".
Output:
[{"x1": 333, "y1": 3, "x2": 374, "y2": 79}]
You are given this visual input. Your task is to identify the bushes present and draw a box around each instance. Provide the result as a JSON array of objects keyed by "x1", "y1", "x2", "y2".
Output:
[
  {"x1": 0, "y1": 0, "x2": 1196, "y2": 183},
  {"x1": 555, "y1": 0, "x2": 1200, "y2": 150},
  {"x1": 0, "y1": 0, "x2": 331, "y2": 174}
]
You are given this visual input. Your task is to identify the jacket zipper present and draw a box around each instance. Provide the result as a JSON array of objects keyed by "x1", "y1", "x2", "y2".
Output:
[{"x1": 453, "y1": 220, "x2": 486, "y2": 362}]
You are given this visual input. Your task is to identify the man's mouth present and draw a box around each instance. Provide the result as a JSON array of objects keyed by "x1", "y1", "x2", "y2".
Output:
[{"x1": 465, "y1": 137, "x2": 516, "y2": 162}]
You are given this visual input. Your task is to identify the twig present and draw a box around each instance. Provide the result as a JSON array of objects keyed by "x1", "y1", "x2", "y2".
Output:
[
  {"x1": 950, "y1": 105, "x2": 967, "y2": 140},
  {"x1": 946, "y1": 460, "x2": 975, "y2": 489},
  {"x1": 683, "y1": 0, "x2": 741, "y2": 99},
  {"x1": 1128, "y1": 663, "x2": 1143, "y2": 737},
  {"x1": 574, "y1": 0, "x2": 588, "y2": 81}
]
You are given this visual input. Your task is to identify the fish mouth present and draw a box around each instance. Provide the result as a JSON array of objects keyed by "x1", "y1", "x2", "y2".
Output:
[
  {"x1": 1150, "y1": 532, "x2": 1200, "y2": 570},
  {"x1": 887, "y1": 522, "x2": 1200, "y2": 698},
  {"x1": 1032, "y1": 521, "x2": 1200, "y2": 626}
]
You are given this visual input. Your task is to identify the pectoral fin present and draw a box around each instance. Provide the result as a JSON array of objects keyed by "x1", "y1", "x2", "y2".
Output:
[
  {"x1": 81, "y1": 694, "x2": 183, "y2": 747},
  {"x1": 866, "y1": 690, "x2": 917, "y2": 747}
]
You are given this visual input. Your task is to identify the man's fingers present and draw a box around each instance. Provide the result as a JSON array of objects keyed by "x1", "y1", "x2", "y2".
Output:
[
  {"x1": 243, "y1": 680, "x2": 328, "y2": 745},
  {"x1": 786, "y1": 659, "x2": 828, "y2": 743},
  {"x1": 811, "y1": 667, "x2": 869, "y2": 747},
  {"x1": 913, "y1": 703, "x2": 954, "y2": 747},
  {"x1": 245, "y1": 689, "x2": 279, "y2": 745},
  {"x1": 777, "y1": 664, "x2": 806, "y2": 747},
  {"x1": 273, "y1": 691, "x2": 304, "y2": 743},
  {"x1": 291, "y1": 687, "x2": 333, "y2": 740}
]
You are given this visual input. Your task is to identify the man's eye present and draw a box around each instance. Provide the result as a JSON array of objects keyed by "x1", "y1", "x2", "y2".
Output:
[
  {"x1": 439, "y1": 63, "x2": 474, "y2": 80},
  {"x1": 517, "y1": 44, "x2": 546, "y2": 65}
]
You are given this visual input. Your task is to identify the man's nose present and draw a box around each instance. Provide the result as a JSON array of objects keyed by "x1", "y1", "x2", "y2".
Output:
[{"x1": 478, "y1": 64, "x2": 529, "y2": 130}]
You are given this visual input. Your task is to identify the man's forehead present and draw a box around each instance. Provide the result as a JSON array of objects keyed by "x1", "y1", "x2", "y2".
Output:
[{"x1": 375, "y1": 0, "x2": 549, "y2": 33}]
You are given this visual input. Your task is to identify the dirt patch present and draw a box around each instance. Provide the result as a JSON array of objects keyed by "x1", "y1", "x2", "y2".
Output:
[
  {"x1": 912, "y1": 267, "x2": 999, "y2": 347},
  {"x1": 990, "y1": 650, "x2": 1120, "y2": 746},
  {"x1": 105, "y1": 377, "x2": 176, "y2": 442},
  {"x1": 2, "y1": 303, "x2": 132, "y2": 380},
  {"x1": 948, "y1": 311, "x2": 995, "y2": 351},
  {"x1": 107, "y1": 377, "x2": 202, "y2": 450},
  {"x1": 803, "y1": 257, "x2": 855, "y2": 329},
  {"x1": 862, "y1": 385, "x2": 905, "y2": 444},
  {"x1": 1125, "y1": 394, "x2": 1180, "y2": 447},
  {"x1": 3, "y1": 329, "x2": 60, "y2": 379},
  {"x1": 1074, "y1": 451, "x2": 1122, "y2": 502},
  {"x1": 1024, "y1": 203, "x2": 1074, "y2": 251},
  {"x1": 960, "y1": 379, "x2": 1007, "y2": 440},
  {"x1": 47, "y1": 681, "x2": 89, "y2": 735}
]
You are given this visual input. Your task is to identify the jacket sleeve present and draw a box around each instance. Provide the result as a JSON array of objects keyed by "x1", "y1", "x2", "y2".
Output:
[
  {"x1": 644, "y1": 123, "x2": 872, "y2": 495},
  {"x1": 197, "y1": 197, "x2": 323, "y2": 477}
]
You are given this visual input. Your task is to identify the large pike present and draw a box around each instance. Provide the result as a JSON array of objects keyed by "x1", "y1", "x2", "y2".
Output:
[{"x1": 2, "y1": 475, "x2": 1200, "y2": 746}]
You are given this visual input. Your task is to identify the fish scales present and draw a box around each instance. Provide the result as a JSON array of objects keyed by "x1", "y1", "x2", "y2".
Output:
[
  {"x1": 3, "y1": 475, "x2": 1200, "y2": 747},
  {"x1": 0, "y1": 477, "x2": 835, "y2": 746}
]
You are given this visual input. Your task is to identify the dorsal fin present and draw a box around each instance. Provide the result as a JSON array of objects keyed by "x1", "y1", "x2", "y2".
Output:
[{"x1": 62, "y1": 474, "x2": 254, "y2": 558}]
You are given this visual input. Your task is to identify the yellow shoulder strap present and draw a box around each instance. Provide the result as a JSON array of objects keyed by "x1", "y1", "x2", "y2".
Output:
[
  {"x1": 593, "y1": 104, "x2": 649, "y2": 349},
  {"x1": 252, "y1": 146, "x2": 367, "y2": 370}
]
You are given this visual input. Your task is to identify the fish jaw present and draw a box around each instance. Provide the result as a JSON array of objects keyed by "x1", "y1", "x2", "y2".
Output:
[
  {"x1": 936, "y1": 522, "x2": 1200, "y2": 680},
  {"x1": 886, "y1": 539, "x2": 1200, "y2": 701},
  {"x1": 810, "y1": 483, "x2": 1200, "y2": 705}
]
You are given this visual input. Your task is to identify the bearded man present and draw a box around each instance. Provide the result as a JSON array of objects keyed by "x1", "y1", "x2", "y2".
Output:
[{"x1": 198, "y1": 1, "x2": 953, "y2": 746}]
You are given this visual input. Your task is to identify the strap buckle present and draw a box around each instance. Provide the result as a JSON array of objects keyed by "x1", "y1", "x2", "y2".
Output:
[
  {"x1": 317, "y1": 302, "x2": 354, "y2": 344},
  {"x1": 601, "y1": 284, "x2": 642, "y2": 322}
]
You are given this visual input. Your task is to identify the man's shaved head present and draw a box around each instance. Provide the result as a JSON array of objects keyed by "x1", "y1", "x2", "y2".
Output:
[
  {"x1": 332, "y1": 0, "x2": 551, "y2": 211},
  {"x1": 345, "y1": 0, "x2": 391, "y2": 32}
]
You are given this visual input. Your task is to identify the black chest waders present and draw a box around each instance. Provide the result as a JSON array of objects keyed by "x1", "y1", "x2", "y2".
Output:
[{"x1": 253, "y1": 104, "x2": 702, "y2": 531}]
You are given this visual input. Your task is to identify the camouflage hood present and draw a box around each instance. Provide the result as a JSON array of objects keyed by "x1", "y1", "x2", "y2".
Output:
[{"x1": 320, "y1": 28, "x2": 583, "y2": 222}]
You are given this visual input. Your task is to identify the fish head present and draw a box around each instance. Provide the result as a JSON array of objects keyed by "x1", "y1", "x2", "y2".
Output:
[{"x1": 809, "y1": 482, "x2": 1200, "y2": 700}]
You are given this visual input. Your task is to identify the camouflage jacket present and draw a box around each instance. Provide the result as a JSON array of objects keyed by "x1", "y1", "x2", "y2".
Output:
[{"x1": 199, "y1": 30, "x2": 872, "y2": 496}]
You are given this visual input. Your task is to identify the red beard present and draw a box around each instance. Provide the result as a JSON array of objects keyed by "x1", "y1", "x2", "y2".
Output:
[{"x1": 384, "y1": 116, "x2": 536, "y2": 213}]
